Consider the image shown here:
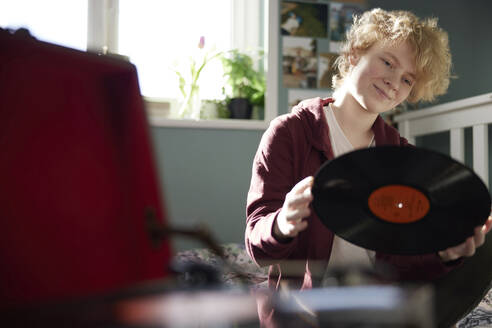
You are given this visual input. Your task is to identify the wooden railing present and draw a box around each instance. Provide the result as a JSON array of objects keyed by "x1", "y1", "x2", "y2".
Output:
[{"x1": 394, "y1": 93, "x2": 492, "y2": 187}]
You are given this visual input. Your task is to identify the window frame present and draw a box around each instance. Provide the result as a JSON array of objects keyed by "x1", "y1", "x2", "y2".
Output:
[{"x1": 87, "y1": 0, "x2": 278, "y2": 130}]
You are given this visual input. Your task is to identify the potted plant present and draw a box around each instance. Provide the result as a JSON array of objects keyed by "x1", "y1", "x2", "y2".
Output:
[{"x1": 220, "y1": 49, "x2": 266, "y2": 119}]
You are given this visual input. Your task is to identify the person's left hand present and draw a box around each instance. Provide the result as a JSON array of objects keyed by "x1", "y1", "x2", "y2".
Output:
[{"x1": 438, "y1": 216, "x2": 492, "y2": 262}]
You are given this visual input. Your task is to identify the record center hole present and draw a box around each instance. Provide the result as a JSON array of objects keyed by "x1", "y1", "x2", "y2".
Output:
[{"x1": 397, "y1": 203, "x2": 403, "y2": 209}]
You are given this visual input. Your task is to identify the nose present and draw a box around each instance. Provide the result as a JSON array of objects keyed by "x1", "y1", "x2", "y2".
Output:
[{"x1": 383, "y1": 75, "x2": 399, "y2": 91}]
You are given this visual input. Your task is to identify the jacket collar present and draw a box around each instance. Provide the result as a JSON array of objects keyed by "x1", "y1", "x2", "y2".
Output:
[
  {"x1": 291, "y1": 97, "x2": 400, "y2": 154},
  {"x1": 292, "y1": 97, "x2": 332, "y2": 154}
]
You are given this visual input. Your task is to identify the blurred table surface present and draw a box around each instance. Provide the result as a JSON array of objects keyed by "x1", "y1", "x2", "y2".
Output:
[{"x1": 2, "y1": 279, "x2": 435, "y2": 328}]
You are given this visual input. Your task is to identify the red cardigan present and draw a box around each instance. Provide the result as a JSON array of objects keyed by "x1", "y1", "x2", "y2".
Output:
[{"x1": 245, "y1": 97, "x2": 459, "y2": 290}]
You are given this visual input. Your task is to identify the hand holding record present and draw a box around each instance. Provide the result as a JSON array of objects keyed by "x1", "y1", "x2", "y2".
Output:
[
  {"x1": 438, "y1": 215, "x2": 492, "y2": 261},
  {"x1": 273, "y1": 176, "x2": 314, "y2": 240},
  {"x1": 312, "y1": 146, "x2": 492, "y2": 256}
]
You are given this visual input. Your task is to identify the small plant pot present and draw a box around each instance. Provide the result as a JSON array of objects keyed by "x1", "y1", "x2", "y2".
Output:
[{"x1": 227, "y1": 98, "x2": 252, "y2": 119}]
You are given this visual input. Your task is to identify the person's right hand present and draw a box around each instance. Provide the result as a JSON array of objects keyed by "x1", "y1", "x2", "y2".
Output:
[{"x1": 273, "y1": 176, "x2": 314, "y2": 240}]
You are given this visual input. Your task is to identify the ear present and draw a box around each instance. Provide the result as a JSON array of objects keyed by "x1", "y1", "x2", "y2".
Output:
[{"x1": 349, "y1": 51, "x2": 360, "y2": 66}]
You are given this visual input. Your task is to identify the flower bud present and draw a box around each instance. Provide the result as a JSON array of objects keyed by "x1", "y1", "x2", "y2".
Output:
[{"x1": 198, "y1": 36, "x2": 205, "y2": 49}]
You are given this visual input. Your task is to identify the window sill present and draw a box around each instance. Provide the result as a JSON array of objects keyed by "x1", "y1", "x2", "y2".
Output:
[
  {"x1": 148, "y1": 116, "x2": 270, "y2": 131},
  {"x1": 144, "y1": 97, "x2": 272, "y2": 131}
]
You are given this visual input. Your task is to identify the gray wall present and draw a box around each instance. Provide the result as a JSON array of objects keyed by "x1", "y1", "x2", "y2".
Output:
[
  {"x1": 150, "y1": 127, "x2": 263, "y2": 251},
  {"x1": 153, "y1": 0, "x2": 492, "y2": 252}
]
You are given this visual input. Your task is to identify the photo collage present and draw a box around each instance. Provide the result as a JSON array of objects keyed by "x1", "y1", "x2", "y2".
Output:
[{"x1": 281, "y1": 0, "x2": 365, "y2": 108}]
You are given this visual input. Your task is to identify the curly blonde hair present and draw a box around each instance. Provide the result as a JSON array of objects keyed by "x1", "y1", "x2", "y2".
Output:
[{"x1": 333, "y1": 8, "x2": 452, "y2": 103}]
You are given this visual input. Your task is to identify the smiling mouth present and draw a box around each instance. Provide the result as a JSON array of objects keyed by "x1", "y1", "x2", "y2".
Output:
[{"x1": 374, "y1": 85, "x2": 391, "y2": 100}]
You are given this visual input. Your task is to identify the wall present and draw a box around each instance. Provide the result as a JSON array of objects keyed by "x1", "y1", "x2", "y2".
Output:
[{"x1": 150, "y1": 127, "x2": 263, "y2": 251}]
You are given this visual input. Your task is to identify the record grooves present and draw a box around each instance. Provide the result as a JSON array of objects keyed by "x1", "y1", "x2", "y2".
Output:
[{"x1": 312, "y1": 146, "x2": 491, "y2": 255}]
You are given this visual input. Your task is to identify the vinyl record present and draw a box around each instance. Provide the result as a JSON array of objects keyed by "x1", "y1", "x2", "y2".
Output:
[{"x1": 312, "y1": 146, "x2": 491, "y2": 255}]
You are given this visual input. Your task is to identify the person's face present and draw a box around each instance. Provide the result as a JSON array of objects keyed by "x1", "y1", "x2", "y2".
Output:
[{"x1": 347, "y1": 40, "x2": 416, "y2": 114}]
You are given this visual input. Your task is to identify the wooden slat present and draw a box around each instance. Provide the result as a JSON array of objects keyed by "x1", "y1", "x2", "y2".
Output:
[
  {"x1": 473, "y1": 124, "x2": 489, "y2": 187},
  {"x1": 450, "y1": 128, "x2": 465, "y2": 163}
]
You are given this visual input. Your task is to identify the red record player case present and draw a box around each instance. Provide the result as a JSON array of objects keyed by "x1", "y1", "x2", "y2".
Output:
[{"x1": 0, "y1": 29, "x2": 172, "y2": 307}]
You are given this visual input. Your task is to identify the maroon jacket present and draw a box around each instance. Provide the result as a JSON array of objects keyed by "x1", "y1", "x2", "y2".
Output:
[{"x1": 245, "y1": 97, "x2": 459, "y2": 291}]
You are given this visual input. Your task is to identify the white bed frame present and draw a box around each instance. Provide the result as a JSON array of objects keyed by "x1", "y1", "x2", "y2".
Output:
[{"x1": 394, "y1": 92, "x2": 492, "y2": 187}]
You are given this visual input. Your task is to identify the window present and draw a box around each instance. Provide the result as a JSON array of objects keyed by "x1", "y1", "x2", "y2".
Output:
[
  {"x1": 1, "y1": 0, "x2": 277, "y2": 129},
  {"x1": 116, "y1": 0, "x2": 271, "y2": 126},
  {"x1": 118, "y1": 0, "x2": 233, "y2": 101},
  {"x1": 0, "y1": 0, "x2": 87, "y2": 51}
]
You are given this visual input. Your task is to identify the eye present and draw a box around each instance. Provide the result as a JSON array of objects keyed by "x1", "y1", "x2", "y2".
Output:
[
  {"x1": 403, "y1": 77, "x2": 413, "y2": 86},
  {"x1": 382, "y1": 58, "x2": 392, "y2": 67}
]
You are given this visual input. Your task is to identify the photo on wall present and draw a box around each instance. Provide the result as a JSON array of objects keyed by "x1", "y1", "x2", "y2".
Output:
[
  {"x1": 281, "y1": 1, "x2": 328, "y2": 38},
  {"x1": 282, "y1": 37, "x2": 317, "y2": 89},
  {"x1": 329, "y1": 2, "x2": 364, "y2": 52},
  {"x1": 318, "y1": 52, "x2": 339, "y2": 89}
]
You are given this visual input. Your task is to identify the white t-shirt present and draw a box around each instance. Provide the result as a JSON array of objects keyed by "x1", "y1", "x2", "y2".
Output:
[{"x1": 323, "y1": 104, "x2": 376, "y2": 268}]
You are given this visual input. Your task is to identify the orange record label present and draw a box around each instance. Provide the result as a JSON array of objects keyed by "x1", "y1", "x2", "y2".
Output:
[{"x1": 368, "y1": 185, "x2": 430, "y2": 224}]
